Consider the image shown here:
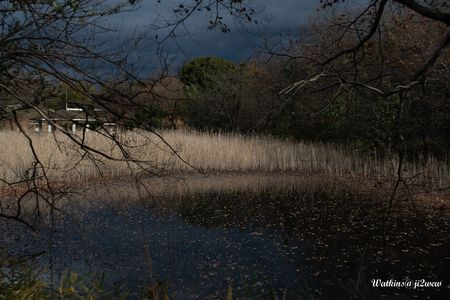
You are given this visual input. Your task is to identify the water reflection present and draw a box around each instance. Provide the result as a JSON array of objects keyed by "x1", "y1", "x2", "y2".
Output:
[{"x1": 1, "y1": 174, "x2": 449, "y2": 299}]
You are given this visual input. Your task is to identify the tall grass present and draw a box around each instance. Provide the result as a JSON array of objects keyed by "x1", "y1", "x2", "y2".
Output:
[{"x1": 0, "y1": 129, "x2": 448, "y2": 187}]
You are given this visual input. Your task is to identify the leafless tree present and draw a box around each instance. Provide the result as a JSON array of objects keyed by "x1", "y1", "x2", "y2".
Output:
[
  {"x1": 0, "y1": 0, "x2": 197, "y2": 229},
  {"x1": 1, "y1": 0, "x2": 448, "y2": 239},
  {"x1": 159, "y1": 0, "x2": 450, "y2": 252}
]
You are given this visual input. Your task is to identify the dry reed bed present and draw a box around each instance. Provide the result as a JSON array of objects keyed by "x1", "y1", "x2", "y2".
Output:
[{"x1": 0, "y1": 129, "x2": 448, "y2": 188}]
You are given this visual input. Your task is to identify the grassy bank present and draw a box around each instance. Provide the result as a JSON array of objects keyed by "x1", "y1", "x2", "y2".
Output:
[{"x1": 0, "y1": 129, "x2": 448, "y2": 188}]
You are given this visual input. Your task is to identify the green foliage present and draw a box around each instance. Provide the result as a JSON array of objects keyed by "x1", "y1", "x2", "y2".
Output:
[
  {"x1": 57, "y1": 271, "x2": 128, "y2": 299},
  {"x1": 0, "y1": 260, "x2": 48, "y2": 300},
  {"x1": 130, "y1": 105, "x2": 165, "y2": 129},
  {"x1": 0, "y1": 257, "x2": 129, "y2": 300},
  {"x1": 179, "y1": 56, "x2": 240, "y2": 131},
  {"x1": 179, "y1": 56, "x2": 236, "y2": 91},
  {"x1": 0, "y1": 258, "x2": 316, "y2": 300}
]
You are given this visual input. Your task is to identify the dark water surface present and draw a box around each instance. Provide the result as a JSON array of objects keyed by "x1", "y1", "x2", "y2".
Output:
[{"x1": 2, "y1": 176, "x2": 450, "y2": 299}]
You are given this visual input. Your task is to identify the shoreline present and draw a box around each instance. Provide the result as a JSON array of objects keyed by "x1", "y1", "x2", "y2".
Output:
[{"x1": 1, "y1": 170, "x2": 448, "y2": 211}]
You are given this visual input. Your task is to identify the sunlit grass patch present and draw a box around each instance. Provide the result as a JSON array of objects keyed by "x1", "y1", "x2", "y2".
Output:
[{"x1": 0, "y1": 129, "x2": 448, "y2": 188}]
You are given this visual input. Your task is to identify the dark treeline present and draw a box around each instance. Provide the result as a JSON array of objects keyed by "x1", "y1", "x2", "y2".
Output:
[
  {"x1": 127, "y1": 9, "x2": 449, "y2": 160},
  {"x1": 1, "y1": 6, "x2": 448, "y2": 161}
]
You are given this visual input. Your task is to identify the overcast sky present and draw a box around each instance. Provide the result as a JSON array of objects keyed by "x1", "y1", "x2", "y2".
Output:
[{"x1": 106, "y1": 0, "x2": 321, "y2": 72}]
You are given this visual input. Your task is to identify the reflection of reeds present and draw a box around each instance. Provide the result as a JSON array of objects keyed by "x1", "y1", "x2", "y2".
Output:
[{"x1": 0, "y1": 129, "x2": 448, "y2": 188}]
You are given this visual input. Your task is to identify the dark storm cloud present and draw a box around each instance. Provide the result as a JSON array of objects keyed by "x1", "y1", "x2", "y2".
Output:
[
  {"x1": 258, "y1": 0, "x2": 319, "y2": 28},
  {"x1": 108, "y1": 0, "x2": 320, "y2": 72}
]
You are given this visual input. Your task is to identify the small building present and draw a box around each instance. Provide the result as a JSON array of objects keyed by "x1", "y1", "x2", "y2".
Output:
[{"x1": 28, "y1": 102, "x2": 117, "y2": 134}]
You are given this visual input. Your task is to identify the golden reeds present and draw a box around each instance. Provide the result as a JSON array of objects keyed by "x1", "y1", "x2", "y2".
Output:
[{"x1": 0, "y1": 129, "x2": 448, "y2": 188}]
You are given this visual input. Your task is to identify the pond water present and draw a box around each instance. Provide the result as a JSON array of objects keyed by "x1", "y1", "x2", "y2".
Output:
[{"x1": 1, "y1": 175, "x2": 449, "y2": 299}]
